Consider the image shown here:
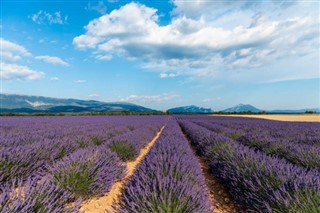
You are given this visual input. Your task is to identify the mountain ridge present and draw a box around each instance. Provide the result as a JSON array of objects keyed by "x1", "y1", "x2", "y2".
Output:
[
  {"x1": 0, "y1": 94, "x2": 157, "y2": 113},
  {"x1": 1, "y1": 94, "x2": 319, "y2": 114},
  {"x1": 222, "y1": 104, "x2": 262, "y2": 113},
  {"x1": 167, "y1": 105, "x2": 213, "y2": 114}
]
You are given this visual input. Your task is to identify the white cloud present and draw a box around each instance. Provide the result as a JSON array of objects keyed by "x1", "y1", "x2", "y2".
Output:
[
  {"x1": 74, "y1": 80, "x2": 86, "y2": 83},
  {"x1": 35, "y1": 55, "x2": 69, "y2": 66},
  {"x1": 73, "y1": 3, "x2": 159, "y2": 50},
  {"x1": 160, "y1": 73, "x2": 176, "y2": 78},
  {"x1": 0, "y1": 38, "x2": 31, "y2": 61},
  {"x1": 1, "y1": 62, "x2": 44, "y2": 80},
  {"x1": 50, "y1": 77, "x2": 59, "y2": 81},
  {"x1": 72, "y1": 2, "x2": 319, "y2": 84},
  {"x1": 1, "y1": 38, "x2": 68, "y2": 81},
  {"x1": 120, "y1": 93, "x2": 178, "y2": 103},
  {"x1": 73, "y1": 2, "x2": 319, "y2": 82},
  {"x1": 30, "y1": 11, "x2": 67, "y2": 25},
  {"x1": 0, "y1": 38, "x2": 45, "y2": 80},
  {"x1": 86, "y1": 1, "x2": 107, "y2": 15}
]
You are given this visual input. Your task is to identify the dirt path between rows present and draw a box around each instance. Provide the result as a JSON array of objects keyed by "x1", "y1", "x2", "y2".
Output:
[
  {"x1": 180, "y1": 126, "x2": 246, "y2": 213},
  {"x1": 197, "y1": 157, "x2": 246, "y2": 213},
  {"x1": 80, "y1": 126, "x2": 166, "y2": 213}
]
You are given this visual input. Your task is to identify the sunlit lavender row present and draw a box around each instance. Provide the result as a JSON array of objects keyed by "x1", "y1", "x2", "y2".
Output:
[
  {"x1": 0, "y1": 116, "x2": 167, "y2": 212},
  {"x1": 193, "y1": 119, "x2": 320, "y2": 170},
  {"x1": 1, "y1": 115, "x2": 319, "y2": 212},
  {"x1": 118, "y1": 120, "x2": 212, "y2": 213},
  {"x1": 177, "y1": 116, "x2": 320, "y2": 212}
]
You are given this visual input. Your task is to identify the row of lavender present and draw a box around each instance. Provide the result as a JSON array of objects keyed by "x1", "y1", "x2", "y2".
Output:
[
  {"x1": 0, "y1": 116, "x2": 157, "y2": 148},
  {"x1": 188, "y1": 116, "x2": 320, "y2": 146},
  {"x1": 1, "y1": 116, "x2": 165, "y2": 183},
  {"x1": 117, "y1": 120, "x2": 212, "y2": 213},
  {"x1": 0, "y1": 116, "x2": 166, "y2": 212},
  {"x1": 192, "y1": 117, "x2": 320, "y2": 171},
  {"x1": 177, "y1": 116, "x2": 320, "y2": 212}
]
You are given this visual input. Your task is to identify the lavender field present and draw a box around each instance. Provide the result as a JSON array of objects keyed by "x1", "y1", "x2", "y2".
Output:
[{"x1": 1, "y1": 115, "x2": 320, "y2": 212}]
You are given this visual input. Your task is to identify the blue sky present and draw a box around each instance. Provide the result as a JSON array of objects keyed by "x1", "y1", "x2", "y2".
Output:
[{"x1": 1, "y1": 0, "x2": 319, "y2": 111}]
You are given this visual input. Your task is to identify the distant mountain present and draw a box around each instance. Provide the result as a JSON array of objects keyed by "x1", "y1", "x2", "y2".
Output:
[
  {"x1": 167, "y1": 105, "x2": 213, "y2": 114},
  {"x1": 1, "y1": 94, "x2": 318, "y2": 114},
  {"x1": 223, "y1": 104, "x2": 262, "y2": 113},
  {"x1": 221, "y1": 104, "x2": 320, "y2": 114},
  {"x1": 0, "y1": 94, "x2": 157, "y2": 113}
]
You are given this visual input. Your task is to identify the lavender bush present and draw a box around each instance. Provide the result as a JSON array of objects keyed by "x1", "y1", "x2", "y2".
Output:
[
  {"x1": 0, "y1": 145, "x2": 44, "y2": 183},
  {"x1": 189, "y1": 115, "x2": 320, "y2": 146},
  {"x1": 178, "y1": 117, "x2": 320, "y2": 212},
  {"x1": 0, "y1": 115, "x2": 168, "y2": 212},
  {"x1": 195, "y1": 119, "x2": 320, "y2": 170},
  {"x1": 0, "y1": 116, "x2": 166, "y2": 187},
  {"x1": 107, "y1": 122, "x2": 164, "y2": 161},
  {"x1": 48, "y1": 147, "x2": 126, "y2": 199},
  {"x1": 237, "y1": 133, "x2": 320, "y2": 170},
  {"x1": 0, "y1": 176, "x2": 81, "y2": 213},
  {"x1": 117, "y1": 120, "x2": 212, "y2": 213}
]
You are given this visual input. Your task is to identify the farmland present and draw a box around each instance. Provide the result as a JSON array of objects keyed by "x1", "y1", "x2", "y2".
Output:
[
  {"x1": 1, "y1": 115, "x2": 320, "y2": 212},
  {"x1": 214, "y1": 114, "x2": 320, "y2": 122}
]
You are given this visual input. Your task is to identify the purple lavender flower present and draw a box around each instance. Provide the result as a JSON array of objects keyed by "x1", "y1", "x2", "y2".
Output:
[
  {"x1": 117, "y1": 120, "x2": 212, "y2": 213},
  {"x1": 0, "y1": 176, "x2": 82, "y2": 213},
  {"x1": 177, "y1": 116, "x2": 320, "y2": 212},
  {"x1": 47, "y1": 146, "x2": 126, "y2": 199}
]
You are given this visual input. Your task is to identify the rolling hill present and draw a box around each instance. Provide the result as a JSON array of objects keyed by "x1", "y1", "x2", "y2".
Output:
[{"x1": 0, "y1": 94, "x2": 157, "y2": 113}]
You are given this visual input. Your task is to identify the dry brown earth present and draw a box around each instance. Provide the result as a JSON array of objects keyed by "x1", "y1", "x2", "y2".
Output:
[{"x1": 212, "y1": 114, "x2": 320, "y2": 122}]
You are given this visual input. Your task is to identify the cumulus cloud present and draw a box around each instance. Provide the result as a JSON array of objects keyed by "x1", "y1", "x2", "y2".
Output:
[
  {"x1": 73, "y1": 2, "x2": 319, "y2": 82},
  {"x1": 0, "y1": 38, "x2": 45, "y2": 80},
  {"x1": 73, "y1": 3, "x2": 158, "y2": 50},
  {"x1": 35, "y1": 56, "x2": 69, "y2": 66},
  {"x1": 30, "y1": 11, "x2": 67, "y2": 25},
  {"x1": 1, "y1": 62, "x2": 44, "y2": 80},
  {"x1": 120, "y1": 93, "x2": 177, "y2": 103},
  {"x1": 0, "y1": 38, "x2": 31, "y2": 61},
  {"x1": 0, "y1": 38, "x2": 70, "y2": 80}
]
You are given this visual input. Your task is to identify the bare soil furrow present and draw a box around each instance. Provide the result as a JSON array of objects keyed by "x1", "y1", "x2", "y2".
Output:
[
  {"x1": 80, "y1": 125, "x2": 166, "y2": 213},
  {"x1": 180, "y1": 125, "x2": 246, "y2": 213}
]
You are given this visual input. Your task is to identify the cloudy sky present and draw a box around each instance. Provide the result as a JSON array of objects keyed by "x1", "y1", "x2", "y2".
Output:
[{"x1": 1, "y1": 0, "x2": 319, "y2": 110}]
